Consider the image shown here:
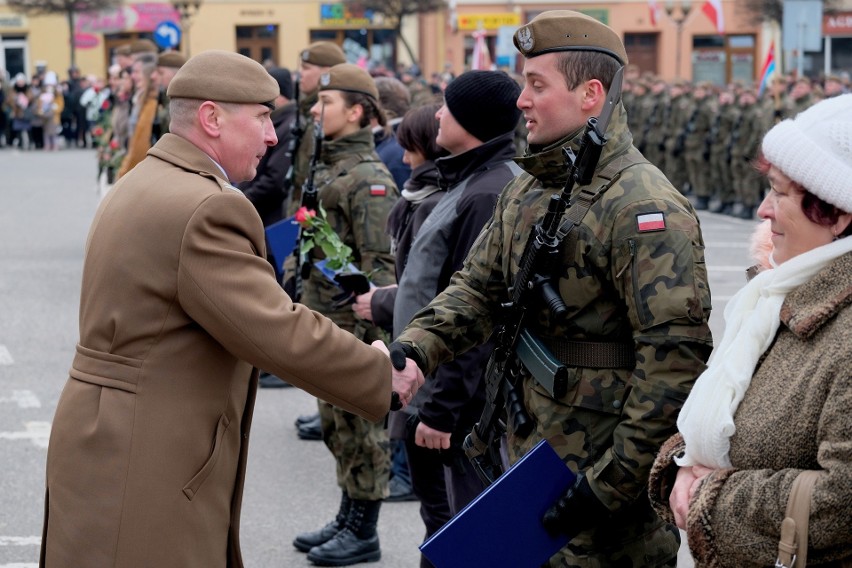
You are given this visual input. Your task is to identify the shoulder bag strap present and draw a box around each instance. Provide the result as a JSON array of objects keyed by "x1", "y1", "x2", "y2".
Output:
[{"x1": 777, "y1": 470, "x2": 821, "y2": 568}]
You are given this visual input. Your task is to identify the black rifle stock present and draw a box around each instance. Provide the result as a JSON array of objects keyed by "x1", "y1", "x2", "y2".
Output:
[
  {"x1": 281, "y1": 76, "x2": 303, "y2": 202},
  {"x1": 290, "y1": 106, "x2": 324, "y2": 302},
  {"x1": 462, "y1": 67, "x2": 623, "y2": 487}
]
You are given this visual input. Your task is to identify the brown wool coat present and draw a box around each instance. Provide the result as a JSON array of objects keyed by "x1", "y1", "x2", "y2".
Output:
[
  {"x1": 649, "y1": 251, "x2": 852, "y2": 567},
  {"x1": 41, "y1": 133, "x2": 392, "y2": 568}
]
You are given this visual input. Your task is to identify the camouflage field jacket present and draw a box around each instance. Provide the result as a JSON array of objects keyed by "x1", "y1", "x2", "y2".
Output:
[{"x1": 398, "y1": 105, "x2": 713, "y2": 512}]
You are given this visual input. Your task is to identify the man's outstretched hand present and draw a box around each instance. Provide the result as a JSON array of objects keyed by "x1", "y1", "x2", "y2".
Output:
[{"x1": 371, "y1": 341, "x2": 424, "y2": 409}]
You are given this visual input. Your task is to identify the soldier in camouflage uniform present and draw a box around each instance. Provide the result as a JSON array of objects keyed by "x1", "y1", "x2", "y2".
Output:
[
  {"x1": 662, "y1": 81, "x2": 693, "y2": 196},
  {"x1": 641, "y1": 78, "x2": 668, "y2": 169},
  {"x1": 288, "y1": 42, "x2": 347, "y2": 215},
  {"x1": 730, "y1": 89, "x2": 765, "y2": 219},
  {"x1": 707, "y1": 89, "x2": 739, "y2": 214},
  {"x1": 392, "y1": 10, "x2": 713, "y2": 567},
  {"x1": 683, "y1": 82, "x2": 716, "y2": 209},
  {"x1": 790, "y1": 76, "x2": 815, "y2": 116},
  {"x1": 290, "y1": 64, "x2": 399, "y2": 567}
]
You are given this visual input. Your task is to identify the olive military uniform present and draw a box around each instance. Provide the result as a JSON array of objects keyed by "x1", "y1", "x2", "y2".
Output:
[
  {"x1": 399, "y1": 102, "x2": 713, "y2": 567},
  {"x1": 301, "y1": 125, "x2": 399, "y2": 499}
]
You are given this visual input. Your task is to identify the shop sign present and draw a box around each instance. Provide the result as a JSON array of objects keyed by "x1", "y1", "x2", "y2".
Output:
[
  {"x1": 0, "y1": 14, "x2": 26, "y2": 28},
  {"x1": 823, "y1": 12, "x2": 852, "y2": 36},
  {"x1": 75, "y1": 3, "x2": 180, "y2": 34},
  {"x1": 74, "y1": 33, "x2": 100, "y2": 49},
  {"x1": 457, "y1": 13, "x2": 521, "y2": 31},
  {"x1": 320, "y1": 3, "x2": 375, "y2": 27}
]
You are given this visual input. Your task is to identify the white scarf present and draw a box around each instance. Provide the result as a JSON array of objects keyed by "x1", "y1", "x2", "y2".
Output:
[{"x1": 676, "y1": 237, "x2": 852, "y2": 468}]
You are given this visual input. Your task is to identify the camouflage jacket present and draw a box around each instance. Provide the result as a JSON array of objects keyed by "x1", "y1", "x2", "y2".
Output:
[
  {"x1": 398, "y1": 104, "x2": 713, "y2": 511},
  {"x1": 301, "y1": 126, "x2": 399, "y2": 334},
  {"x1": 731, "y1": 102, "x2": 764, "y2": 160}
]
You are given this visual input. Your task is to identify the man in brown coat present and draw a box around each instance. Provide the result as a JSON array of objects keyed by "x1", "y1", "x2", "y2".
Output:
[{"x1": 40, "y1": 50, "x2": 422, "y2": 568}]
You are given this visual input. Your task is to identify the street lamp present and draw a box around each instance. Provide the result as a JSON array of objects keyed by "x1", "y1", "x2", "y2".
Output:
[
  {"x1": 172, "y1": 0, "x2": 202, "y2": 56},
  {"x1": 664, "y1": 0, "x2": 693, "y2": 79}
]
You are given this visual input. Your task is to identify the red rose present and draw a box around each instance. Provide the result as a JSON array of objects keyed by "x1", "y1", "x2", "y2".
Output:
[
  {"x1": 109, "y1": 140, "x2": 119, "y2": 150},
  {"x1": 92, "y1": 126, "x2": 104, "y2": 136},
  {"x1": 295, "y1": 206, "x2": 316, "y2": 226}
]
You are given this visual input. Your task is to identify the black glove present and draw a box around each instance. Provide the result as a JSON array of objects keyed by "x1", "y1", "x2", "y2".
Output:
[
  {"x1": 388, "y1": 341, "x2": 419, "y2": 371},
  {"x1": 541, "y1": 472, "x2": 611, "y2": 539}
]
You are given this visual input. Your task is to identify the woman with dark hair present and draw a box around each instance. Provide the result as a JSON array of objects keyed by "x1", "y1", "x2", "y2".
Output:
[
  {"x1": 649, "y1": 94, "x2": 852, "y2": 567},
  {"x1": 290, "y1": 63, "x2": 399, "y2": 567},
  {"x1": 352, "y1": 102, "x2": 448, "y2": 328}
]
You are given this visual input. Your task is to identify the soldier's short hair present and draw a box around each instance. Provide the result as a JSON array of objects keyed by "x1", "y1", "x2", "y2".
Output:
[{"x1": 554, "y1": 50, "x2": 621, "y2": 92}]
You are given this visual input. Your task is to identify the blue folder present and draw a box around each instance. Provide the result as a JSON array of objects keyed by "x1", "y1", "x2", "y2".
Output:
[
  {"x1": 420, "y1": 439, "x2": 575, "y2": 568},
  {"x1": 264, "y1": 215, "x2": 300, "y2": 274}
]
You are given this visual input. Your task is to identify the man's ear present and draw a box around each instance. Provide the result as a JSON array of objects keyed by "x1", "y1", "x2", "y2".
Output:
[
  {"x1": 197, "y1": 101, "x2": 223, "y2": 138},
  {"x1": 579, "y1": 79, "x2": 606, "y2": 113}
]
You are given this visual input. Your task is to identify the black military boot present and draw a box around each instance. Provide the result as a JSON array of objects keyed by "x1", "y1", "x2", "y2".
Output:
[
  {"x1": 294, "y1": 493, "x2": 351, "y2": 552},
  {"x1": 307, "y1": 499, "x2": 381, "y2": 566}
]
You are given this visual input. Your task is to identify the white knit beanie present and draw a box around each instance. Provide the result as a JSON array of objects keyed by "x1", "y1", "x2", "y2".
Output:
[{"x1": 761, "y1": 93, "x2": 852, "y2": 213}]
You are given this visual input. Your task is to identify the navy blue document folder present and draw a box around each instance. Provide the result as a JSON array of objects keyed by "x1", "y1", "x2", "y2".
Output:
[
  {"x1": 264, "y1": 215, "x2": 299, "y2": 273},
  {"x1": 420, "y1": 439, "x2": 575, "y2": 568}
]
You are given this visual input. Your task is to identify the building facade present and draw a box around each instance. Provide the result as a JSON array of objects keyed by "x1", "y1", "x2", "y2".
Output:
[{"x1": 0, "y1": 0, "x2": 849, "y2": 85}]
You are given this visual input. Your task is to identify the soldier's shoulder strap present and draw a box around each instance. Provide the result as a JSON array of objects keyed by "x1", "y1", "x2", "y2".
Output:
[{"x1": 557, "y1": 146, "x2": 647, "y2": 245}]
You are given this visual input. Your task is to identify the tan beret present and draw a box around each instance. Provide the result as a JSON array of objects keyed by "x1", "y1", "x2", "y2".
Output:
[
  {"x1": 513, "y1": 10, "x2": 628, "y2": 66},
  {"x1": 158, "y1": 51, "x2": 186, "y2": 69},
  {"x1": 129, "y1": 38, "x2": 158, "y2": 55},
  {"x1": 115, "y1": 44, "x2": 132, "y2": 56},
  {"x1": 300, "y1": 41, "x2": 346, "y2": 68},
  {"x1": 167, "y1": 50, "x2": 279, "y2": 105},
  {"x1": 318, "y1": 63, "x2": 378, "y2": 101}
]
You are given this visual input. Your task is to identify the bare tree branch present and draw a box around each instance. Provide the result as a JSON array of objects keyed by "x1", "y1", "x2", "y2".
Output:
[
  {"x1": 344, "y1": 0, "x2": 446, "y2": 64},
  {"x1": 736, "y1": 0, "x2": 841, "y2": 25}
]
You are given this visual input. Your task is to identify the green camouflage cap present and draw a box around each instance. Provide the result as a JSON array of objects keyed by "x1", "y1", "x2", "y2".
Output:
[
  {"x1": 513, "y1": 10, "x2": 628, "y2": 65},
  {"x1": 319, "y1": 63, "x2": 378, "y2": 101}
]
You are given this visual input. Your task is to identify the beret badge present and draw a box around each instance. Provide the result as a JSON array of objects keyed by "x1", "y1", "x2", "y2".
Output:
[
  {"x1": 517, "y1": 26, "x2": 534, "y2": 53},
  {"x1": 320, "y1": 73, "x2": 331, "y2": 87}
]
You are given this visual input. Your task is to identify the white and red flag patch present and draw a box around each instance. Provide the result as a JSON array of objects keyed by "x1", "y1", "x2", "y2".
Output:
[
  {"x1": 636, "y1": 212, "x2": 666, "y2": 232},
  {"x1": 370, "y1": 184, "x2": 387, "y2": 196}
]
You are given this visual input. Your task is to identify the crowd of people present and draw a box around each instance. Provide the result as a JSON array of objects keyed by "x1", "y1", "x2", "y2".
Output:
[{"x1": 23, "y1": 10, "x2": 852, "y2": 568}]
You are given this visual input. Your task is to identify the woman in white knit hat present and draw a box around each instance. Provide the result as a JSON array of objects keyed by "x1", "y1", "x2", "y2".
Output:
[{"x1": 648, "y1": 94, "x2": 852, "y2": 567}]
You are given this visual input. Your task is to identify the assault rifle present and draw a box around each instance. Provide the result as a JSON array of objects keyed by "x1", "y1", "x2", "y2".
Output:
[
  {"x1": 290, "y1": 105, "x2": 324, "y2": 303},
  {"x1": 462, "y1": 67, "x2": 624, "y2": 487},
  {"x1": 281, "y1": 76, "x2": 303, "y2": 206}
]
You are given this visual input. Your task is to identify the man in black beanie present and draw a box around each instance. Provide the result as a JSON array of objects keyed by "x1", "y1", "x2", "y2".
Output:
[{"x1": 353, "y1": 69, "x2": 523, "y2": 568}]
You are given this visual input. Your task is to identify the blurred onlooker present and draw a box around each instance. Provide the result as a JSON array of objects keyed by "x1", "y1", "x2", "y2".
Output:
[
  {"x1": 28, "y1": 74, "x2": 45, "y2": 149},
  {"x1": 373, "y1": 76, "x2": 412, "y2": 192},
  {"x1": 151, "y1": 51, "x2": 186, "y2": 139},
  {"x1": 0, "y1": 71, "x2": 9, "y2": 147},
  {"x1": 114, "y1": 44, "x2": 134, "y2": 72},
  {"x1": 10, "y1": 74, "x2": 32, "y2": 149},
  {"x1": 117, "y1": 53, "x2": 158, "y2": 179}
]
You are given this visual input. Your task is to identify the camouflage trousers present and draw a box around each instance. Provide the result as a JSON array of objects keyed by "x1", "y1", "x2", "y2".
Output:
[
  {"x1": 709, "y1": 150, "x2": 735, "y2": 205},
  {"x1": 662, "y1": 144, "x2": 689, "y2": 194},
  {"x1": 685, "y1": 151, "x2": 712, "y2": 198},
  {"x1": 731, "y1": 154, "x2": 765, "y2": 207},
  {"x1": 318, "y1": 399, "x2": 390, "y2": 500},
  {"x1": 543, "y1": 523, "x2": 679, "y2": 568}
]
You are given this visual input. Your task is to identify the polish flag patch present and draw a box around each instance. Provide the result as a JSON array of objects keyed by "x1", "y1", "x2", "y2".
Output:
[
  {"x1": 636, "y1": 212, "x2": 666, "y2": 232},
  {"x1": 370, "y1": 184, "x2": 387, "y2": 196}
]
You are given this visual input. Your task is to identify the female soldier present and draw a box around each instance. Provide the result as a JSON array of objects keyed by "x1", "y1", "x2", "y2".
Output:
[{"x1": 291, "y1": 63, "x2": 399, "y2": 567}]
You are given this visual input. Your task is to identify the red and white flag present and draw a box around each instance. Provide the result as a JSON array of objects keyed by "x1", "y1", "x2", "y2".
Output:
[
  {"x1": 471, "y1": 29, "x2": 491, "y2": 71},
  {"x1": 702, "y1": 0, "x2": 725, "y2": 34},
  {"x1": 648, "y1": 0, "x2": 661, "y2": 26}
]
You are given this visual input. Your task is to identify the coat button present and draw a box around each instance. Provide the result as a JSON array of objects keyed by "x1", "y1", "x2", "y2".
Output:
[{"x1": 613, "y1": 400, "x2": 622, "y2": 409}]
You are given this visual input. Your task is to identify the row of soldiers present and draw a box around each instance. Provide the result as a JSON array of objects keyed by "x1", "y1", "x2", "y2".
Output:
[{"x1": 623, "y1": 71, "x2": 850, "y2": 219}]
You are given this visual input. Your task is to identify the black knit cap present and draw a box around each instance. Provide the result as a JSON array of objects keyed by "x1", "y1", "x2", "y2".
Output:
[
  {"x1": 444, "y1": 70, "x2": 521, "y2": 142},
  {"x1": 268, "y1": 67, "x2": 293, "y2": 100}
]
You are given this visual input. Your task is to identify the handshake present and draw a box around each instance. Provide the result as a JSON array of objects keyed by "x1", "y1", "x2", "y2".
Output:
[{"x1": 371, "y1": 341, "x2": 425, "y2": 410}]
